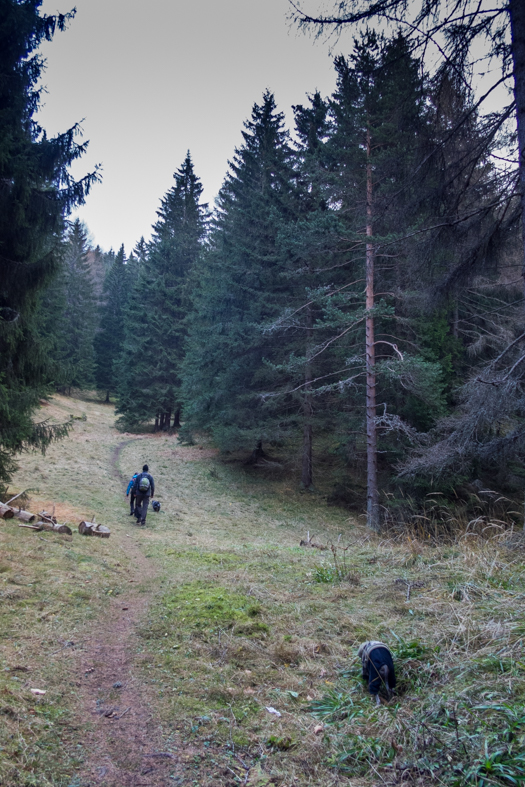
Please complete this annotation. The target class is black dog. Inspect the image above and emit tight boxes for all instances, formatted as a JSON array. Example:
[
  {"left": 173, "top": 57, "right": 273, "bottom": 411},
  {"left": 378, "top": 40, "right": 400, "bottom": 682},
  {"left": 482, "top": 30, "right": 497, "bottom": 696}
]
[{"left": 358, "top": 641, "right": 396, "bottom": 705}]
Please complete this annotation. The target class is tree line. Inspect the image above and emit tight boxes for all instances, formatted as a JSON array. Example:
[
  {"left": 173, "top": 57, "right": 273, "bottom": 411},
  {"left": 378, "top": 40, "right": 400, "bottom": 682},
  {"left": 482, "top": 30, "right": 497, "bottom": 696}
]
[{"left": 2, "top": 0, "right": 524, "bottom": 530}]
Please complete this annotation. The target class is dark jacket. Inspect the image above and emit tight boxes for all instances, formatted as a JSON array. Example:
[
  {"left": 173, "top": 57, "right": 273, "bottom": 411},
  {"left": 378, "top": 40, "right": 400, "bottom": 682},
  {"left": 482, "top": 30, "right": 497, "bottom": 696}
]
[
  {"left": 359, "top": 641, "right": 396, "bottom": 695},
  {"left": 133, "top": 472, "right": 155, "bottom": 497}
]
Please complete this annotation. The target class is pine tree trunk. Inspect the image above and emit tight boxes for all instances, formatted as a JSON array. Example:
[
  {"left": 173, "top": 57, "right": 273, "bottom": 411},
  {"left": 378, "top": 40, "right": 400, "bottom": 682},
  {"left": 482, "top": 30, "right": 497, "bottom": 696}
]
[
  {"left": 173, "top": 408, "right": 181, "bottom": 429},
  {"left": 154, "top": 414, "right": 159, "bottom": 431},
  {"left": 105, "top": 389, "right": 110, "bottom": 403},
  {"left": 165, "top": 409, "right": 171, "bottom": 431},
  {"left": 301, "top": 301, "right": 313, "bottom": 489},
  {"left": 510, "top": 0, "right": 525, "bottom": 296},
  {"left": 365, "top": 125, "right": 380, "bottom": 532}
]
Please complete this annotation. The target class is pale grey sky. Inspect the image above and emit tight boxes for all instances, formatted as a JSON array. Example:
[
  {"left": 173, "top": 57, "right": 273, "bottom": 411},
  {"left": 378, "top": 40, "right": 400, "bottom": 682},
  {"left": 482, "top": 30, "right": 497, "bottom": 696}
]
[{"left": 37, "top": 0, "right": 340, "bottom": 253}]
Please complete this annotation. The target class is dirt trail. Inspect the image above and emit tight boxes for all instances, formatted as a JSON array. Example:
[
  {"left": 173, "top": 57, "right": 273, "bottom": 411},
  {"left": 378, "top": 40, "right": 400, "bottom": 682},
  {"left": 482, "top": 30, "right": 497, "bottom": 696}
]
[{"left": 76, "top": 439, "right": 183, "bottom": 786}]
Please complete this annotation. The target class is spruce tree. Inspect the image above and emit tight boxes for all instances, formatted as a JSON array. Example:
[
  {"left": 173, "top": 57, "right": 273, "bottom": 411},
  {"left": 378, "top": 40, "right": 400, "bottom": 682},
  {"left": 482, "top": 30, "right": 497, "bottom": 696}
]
[
  {"left": 318, "top": 33, "right": 508, "bottom": 517},
  {"left": 261, "top": 91, "right": 343, "bottom": 488},
  {"left": 0, "top": 1, "right": 97, "bottom": 491},
  {"left": 280, "top": 33, "right": 444, "bottom": 524},
  {"left": 126, "top": 237, "right": 147, "bottom": 281},
  {"left": 181, "top": 92, "right": 297, "bottom": 451},
  {"left": 329, "top": 33, "right": 448, "bottom": 528},
  {"left": 116, "top": 154, "right": 207, "bottom": 430},
  {"left": 95, "top": 245, "right": 130, "bottom": 402},
  {"left": 53, "top": 220, "right": 97, "bottom": 392}
]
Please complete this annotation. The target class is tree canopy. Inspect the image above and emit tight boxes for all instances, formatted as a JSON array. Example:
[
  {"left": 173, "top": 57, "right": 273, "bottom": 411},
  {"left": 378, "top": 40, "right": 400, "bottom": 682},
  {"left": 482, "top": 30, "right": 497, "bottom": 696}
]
[{"left": 0, "top": 0, "right": 98, "bottom": 492}]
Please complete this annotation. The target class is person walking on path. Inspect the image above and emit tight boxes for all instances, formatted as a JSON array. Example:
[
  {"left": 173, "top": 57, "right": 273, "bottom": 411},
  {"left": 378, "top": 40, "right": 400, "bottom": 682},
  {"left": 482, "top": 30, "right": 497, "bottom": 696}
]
[
  {"left": 126, "top": 472, "right": 139, "bottom": 516},
  {"left": 133, "top": 464, "right": 155, "bottom": 526}
]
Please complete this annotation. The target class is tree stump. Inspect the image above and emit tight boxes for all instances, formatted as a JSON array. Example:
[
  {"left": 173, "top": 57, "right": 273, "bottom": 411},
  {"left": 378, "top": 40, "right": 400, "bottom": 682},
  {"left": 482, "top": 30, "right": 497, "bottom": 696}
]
[
  {"left": 78, "top": 521, "right": 110, "bottom": 538},
  {"left": 0, "top": 504, "right": 15, "bottom": 520}
]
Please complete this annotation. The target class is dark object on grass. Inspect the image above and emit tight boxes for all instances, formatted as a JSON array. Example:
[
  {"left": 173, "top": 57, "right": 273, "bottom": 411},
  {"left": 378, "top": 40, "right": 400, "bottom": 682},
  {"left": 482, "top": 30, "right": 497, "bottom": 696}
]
[
  {"left": 358, "top": 641, "right": 396, "bottom": 705},
  {"left": 299, "top": 532, "right": 328, "bottom": 550},
  {"left": 79, "top": 519, "right": 110, "bottom": 538},
  {"left": 152, "top": 500, "right": 160, "bottom": 512}
]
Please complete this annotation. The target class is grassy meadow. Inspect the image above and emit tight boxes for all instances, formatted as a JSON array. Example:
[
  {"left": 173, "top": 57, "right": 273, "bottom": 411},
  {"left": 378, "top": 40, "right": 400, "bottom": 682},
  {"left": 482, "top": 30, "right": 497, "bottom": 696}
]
[{"left": 0, "top": 394, "right": 524, "bottom": 786}]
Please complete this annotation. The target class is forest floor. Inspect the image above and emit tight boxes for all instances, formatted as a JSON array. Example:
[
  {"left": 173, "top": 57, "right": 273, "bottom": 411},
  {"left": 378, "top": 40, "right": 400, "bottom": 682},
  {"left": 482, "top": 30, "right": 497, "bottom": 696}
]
[{"left": 1, "top": 394, "right": 525, "bottom": 787}]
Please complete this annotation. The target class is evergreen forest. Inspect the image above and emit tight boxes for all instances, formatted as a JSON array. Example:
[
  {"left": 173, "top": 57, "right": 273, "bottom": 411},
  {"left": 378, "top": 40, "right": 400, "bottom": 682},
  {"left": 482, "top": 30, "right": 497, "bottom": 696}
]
[{"left": 2, "top": 0, "right": 525, "bottom": 534}]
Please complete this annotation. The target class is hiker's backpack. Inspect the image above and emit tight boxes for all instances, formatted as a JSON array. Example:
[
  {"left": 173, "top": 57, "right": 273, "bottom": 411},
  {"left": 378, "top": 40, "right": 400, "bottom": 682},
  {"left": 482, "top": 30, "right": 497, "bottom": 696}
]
[{"left": 138, "top": 474, "right": 151, "bottom": 494}]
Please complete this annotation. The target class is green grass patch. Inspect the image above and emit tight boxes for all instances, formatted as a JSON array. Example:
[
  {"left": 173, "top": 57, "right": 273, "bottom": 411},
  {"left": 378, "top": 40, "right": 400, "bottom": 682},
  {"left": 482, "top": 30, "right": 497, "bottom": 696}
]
[{"left": 161, "top": 581, "right": 263, "bottom": 632}]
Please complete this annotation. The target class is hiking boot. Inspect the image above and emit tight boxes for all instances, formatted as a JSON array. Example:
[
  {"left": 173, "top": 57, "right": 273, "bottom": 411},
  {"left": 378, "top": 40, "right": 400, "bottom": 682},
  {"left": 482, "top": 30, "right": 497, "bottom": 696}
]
[{"left": 129, "top": 510, "right": 135, "bottom": 516}]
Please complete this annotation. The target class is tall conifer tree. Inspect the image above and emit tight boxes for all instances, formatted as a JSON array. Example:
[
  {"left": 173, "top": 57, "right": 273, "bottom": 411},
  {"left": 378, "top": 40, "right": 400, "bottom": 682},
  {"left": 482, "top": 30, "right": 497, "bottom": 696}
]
[
  {"left": 116, "top": 154, "right": 207, "bottom": 429},
  {"left": 0, "top": 1, "right": 97, "bottom": 490},
  {"left": 325, "top": 33, "right": 446, "bottom": 527},
  {"left": 261, "top": 91, "right": 342, "bottom": 488},
  {"left": 95, "top": 244, "right": 130, "bottom": 402},
  {"left": 54, "top": 220, "right": 97, "bottom": 392},
  {"left": 181, "top": 92, "right": 297, "bottom": 450}
]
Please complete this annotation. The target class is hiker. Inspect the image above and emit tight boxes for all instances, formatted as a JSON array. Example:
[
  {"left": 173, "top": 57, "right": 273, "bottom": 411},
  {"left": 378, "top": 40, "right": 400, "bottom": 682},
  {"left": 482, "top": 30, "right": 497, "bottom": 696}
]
[
  {"left": 132, "top": 464, "right": 155, "bottom": 526},
  {"left": 126, "top": 472, "right": 139, "bottom": 516}
]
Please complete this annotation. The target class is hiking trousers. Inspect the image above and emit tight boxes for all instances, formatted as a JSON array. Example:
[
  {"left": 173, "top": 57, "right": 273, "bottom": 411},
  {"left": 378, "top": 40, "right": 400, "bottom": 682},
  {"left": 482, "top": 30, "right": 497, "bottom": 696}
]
[{"left": 135, "top": 493, "right": 150, "bottom": 525}]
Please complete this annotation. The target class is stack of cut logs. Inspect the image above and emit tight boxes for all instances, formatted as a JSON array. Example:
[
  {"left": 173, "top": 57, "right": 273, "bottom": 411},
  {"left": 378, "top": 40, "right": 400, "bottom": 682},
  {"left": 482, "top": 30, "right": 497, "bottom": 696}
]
[{"left": 0, "top": 493, "right": 110, "bottom": 537}]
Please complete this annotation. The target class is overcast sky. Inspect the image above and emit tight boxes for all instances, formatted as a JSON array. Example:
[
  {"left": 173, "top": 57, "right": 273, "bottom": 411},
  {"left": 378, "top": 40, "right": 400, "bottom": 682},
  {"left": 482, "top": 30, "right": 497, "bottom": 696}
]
[{"left": 37, "top": 0, "right": 341, "bottom": 254}]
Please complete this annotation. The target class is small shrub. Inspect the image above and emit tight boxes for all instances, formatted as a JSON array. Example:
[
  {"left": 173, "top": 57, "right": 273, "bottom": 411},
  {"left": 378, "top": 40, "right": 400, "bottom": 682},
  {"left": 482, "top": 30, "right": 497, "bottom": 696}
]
[{"left": 313, "top": 564, "right": 337, "bottom": 583}]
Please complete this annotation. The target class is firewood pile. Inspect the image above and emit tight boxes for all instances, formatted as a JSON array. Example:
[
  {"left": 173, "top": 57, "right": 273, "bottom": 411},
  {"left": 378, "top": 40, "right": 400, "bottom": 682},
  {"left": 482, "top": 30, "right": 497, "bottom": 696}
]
[{"left": 0, "top": 492, "right": 110, "bottom": 538}]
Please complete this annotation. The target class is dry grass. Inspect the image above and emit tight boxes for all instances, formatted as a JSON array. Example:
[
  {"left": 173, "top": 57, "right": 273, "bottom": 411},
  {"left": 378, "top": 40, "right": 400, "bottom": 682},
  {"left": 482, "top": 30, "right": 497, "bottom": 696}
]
[
  {"left": 1, "top": 394, "right": 524, "bottom": 785},
  {"left": 0, "top": 394, "right": 132, "bottom": 786}
]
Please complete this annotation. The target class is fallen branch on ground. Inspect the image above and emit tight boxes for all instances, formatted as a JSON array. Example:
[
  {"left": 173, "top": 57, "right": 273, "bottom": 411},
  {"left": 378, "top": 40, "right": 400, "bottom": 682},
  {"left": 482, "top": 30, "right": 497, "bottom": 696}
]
[{"left": 18, "top": 521, "right": 72, "bottom": 535}]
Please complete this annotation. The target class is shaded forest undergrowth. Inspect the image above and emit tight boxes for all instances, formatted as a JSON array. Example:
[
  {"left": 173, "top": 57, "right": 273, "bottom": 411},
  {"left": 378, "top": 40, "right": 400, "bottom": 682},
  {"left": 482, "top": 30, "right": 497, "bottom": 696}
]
[{"left": 0, "top": 395, "right": 524, "bottom": 786}]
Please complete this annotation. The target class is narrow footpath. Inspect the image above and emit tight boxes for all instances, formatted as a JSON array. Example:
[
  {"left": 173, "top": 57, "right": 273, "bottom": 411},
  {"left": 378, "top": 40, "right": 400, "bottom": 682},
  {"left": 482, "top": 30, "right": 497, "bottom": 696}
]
[{"left": 75, "top": 438, "right": 184, "bottom": 786}]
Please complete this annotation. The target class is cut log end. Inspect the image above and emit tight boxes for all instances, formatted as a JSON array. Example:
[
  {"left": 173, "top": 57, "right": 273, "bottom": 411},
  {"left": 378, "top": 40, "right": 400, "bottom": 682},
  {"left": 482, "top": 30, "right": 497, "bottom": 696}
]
[
  {"left": 1, "top": 503, "right": 35, "bottom": 521},
  {"left": 79, "top": 521, "right": 110, "bottom": 538}
]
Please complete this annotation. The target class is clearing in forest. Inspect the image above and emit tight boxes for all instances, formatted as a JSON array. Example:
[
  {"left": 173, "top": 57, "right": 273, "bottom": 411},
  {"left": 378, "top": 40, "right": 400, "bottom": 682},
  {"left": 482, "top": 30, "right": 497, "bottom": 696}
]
[{"left": 0, "top": 395, "right": 524, "bottom": 787}]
